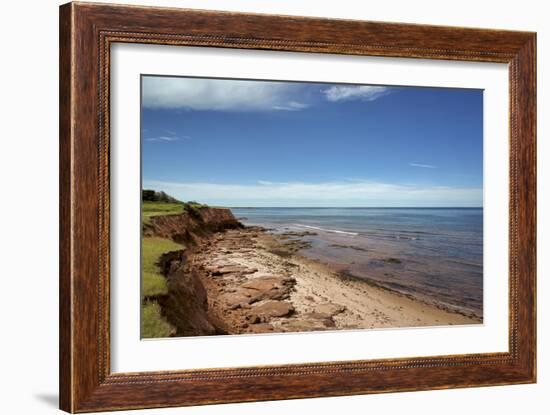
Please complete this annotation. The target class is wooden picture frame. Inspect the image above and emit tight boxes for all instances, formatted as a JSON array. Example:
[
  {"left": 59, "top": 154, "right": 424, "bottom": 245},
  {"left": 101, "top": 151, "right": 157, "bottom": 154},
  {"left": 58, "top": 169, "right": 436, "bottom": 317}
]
[{"left": 59, "top": 2, "right": 536, "bottom": 412}]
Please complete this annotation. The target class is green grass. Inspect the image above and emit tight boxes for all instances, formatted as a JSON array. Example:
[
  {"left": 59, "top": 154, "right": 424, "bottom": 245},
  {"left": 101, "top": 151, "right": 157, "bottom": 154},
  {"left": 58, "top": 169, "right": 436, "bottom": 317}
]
[
  {"left": 141, "top": 236, "right": 183, "bottom": 338},
  {"left": 140, "top": 198, "right": 207, "bottom": 338},
  {"left": 141, "top": 301, "right": 174, "bottom": 338},
  {"left": 142, "top": 201, "right": 186, "bottom": 224},
  {"left": 142, "top": 236, "right": 183, "bottom": 297},
  {"left": 142, "top": 200, "right": 207, "bottom": 225}
]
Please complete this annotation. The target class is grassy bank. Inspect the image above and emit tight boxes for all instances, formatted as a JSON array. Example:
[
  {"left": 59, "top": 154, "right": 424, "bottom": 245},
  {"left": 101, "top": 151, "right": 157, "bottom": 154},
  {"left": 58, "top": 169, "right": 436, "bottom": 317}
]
[
  {"left": 142, "top": 200, "right": 206, "bottom": 225},
  {"left": 141, "top": 200, "right": 186, "bottom": 338},
  {"left": 141, "top": 301, "right": 174, "bottom": 338},
  {"left": 141, "top": 196, "right": 207, "bottom": 338},
  {"left": 142, "top": 237, "right": 183, "bottom": 297},
  {"left": 142, "top": 201, "right": 185, "bottom": 223},
  {"left": 141, "top": 235, "right": 184, "bottom": 338},
  {"left": 141, "top": 236, "right": 183, "bottom": 338}
]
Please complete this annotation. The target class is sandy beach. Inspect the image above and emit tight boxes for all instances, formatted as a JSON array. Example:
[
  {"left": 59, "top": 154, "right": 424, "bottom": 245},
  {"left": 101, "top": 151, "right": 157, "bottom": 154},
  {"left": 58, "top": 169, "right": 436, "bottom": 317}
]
[{"left": 187, "top": 226, "right": 480, "bottom": 335}]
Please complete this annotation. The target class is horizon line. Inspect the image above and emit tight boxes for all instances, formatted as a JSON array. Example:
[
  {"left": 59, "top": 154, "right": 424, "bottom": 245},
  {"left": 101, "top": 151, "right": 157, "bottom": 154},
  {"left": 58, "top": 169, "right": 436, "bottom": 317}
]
[{"left": 224, "top": 206, "right": 483, "bottom": 209}]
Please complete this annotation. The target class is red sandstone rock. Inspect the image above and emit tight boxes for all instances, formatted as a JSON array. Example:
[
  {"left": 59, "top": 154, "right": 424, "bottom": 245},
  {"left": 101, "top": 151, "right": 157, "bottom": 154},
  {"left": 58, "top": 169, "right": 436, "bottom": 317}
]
[
  {"left": 316, "top": 303, "right": 346, "bottom": 316},
  {"left": 246, "top": 323, "right": 274, "bottom": 333},
  {"left": 250, "top": 300, "right": 294, "bottom": 319}
]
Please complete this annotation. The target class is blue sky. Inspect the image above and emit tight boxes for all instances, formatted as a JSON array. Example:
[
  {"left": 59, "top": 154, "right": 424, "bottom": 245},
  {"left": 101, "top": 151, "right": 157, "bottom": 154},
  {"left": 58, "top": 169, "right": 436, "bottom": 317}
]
[{"left": 141, "top": 76, "right": 483, "bottom": 207}]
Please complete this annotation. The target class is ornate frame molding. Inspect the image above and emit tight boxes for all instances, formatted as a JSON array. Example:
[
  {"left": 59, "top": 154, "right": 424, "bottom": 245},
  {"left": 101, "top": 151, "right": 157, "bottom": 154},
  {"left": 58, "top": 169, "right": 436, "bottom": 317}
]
[{"left": 60, "top": 2, "right": 536, "bottom": 412}]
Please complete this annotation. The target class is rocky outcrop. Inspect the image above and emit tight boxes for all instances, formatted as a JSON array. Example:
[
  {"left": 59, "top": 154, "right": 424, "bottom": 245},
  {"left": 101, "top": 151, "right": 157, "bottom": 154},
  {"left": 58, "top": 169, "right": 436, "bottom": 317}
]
[
  {"left": 144, "top": 207, "right": 243, "bottom": 246},
  {"left": 190, "top": 228, "right": 306, "bottom": 334},
  {"left": 147, "top": 207, "right": 243, "bottom": 337},
  {"left": 145, "top": 209, "right": 356, "bottom": 336}
]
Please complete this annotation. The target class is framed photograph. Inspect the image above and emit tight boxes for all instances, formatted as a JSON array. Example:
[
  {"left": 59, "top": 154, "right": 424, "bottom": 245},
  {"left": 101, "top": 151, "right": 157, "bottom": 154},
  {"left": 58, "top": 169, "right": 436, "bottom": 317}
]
[{"left": 59, "top": 2, "right": 536, "bottom": 412}]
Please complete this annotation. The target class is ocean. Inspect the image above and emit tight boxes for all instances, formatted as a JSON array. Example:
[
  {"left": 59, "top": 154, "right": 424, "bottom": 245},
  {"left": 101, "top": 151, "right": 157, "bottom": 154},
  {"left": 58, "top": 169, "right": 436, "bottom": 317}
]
[{"left": 231, "top": 207, "right": 483, "bottom": 318}]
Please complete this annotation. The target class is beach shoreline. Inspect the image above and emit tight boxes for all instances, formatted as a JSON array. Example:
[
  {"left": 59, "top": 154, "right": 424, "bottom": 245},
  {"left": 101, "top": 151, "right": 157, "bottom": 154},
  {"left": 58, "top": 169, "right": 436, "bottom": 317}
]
[
  {"left": 184, "top": 225, "right": 481, "bottom": 335},
  {"left": 232, "top": 207, "right": 484, "bottom": 319}
]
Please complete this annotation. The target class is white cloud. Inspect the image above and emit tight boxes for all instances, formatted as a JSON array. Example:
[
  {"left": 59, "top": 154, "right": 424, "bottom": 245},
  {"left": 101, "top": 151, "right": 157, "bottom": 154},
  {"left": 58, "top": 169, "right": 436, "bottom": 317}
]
[
  {"left": 143, "top": 179, "right": 482, "bottom": 207},
  {"left": 142, "top": 77, "right": 308, "bottom": 112},
  {"left": 272, "top": 101, "right": 310, "bottom": 111},
  {"left": 322, "top": 85, "right": 390, "bottom": 102},
  {"left": 145, "top": 135, "right": 189, "bottom": 142},
  {"left": 409, "top": 163, "right": 437, "bottom": 169}
]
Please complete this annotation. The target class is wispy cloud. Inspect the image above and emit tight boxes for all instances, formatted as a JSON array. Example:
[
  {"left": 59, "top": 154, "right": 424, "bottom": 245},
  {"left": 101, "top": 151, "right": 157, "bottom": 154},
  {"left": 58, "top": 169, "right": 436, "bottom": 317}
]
[
  {"left": 142, "top": 76, "right": 397, "bottom": 112},
  {"left": 322, "top": 85, "right": 391, "bottom": 102},
  {"left": 409, "top": 163, "right": 437, "bottom": 169},
  {"left": 145, "top": 136, "right": 177, "bottom": 142},
  {"left": 143, "top": 179, "right": 481, "bottom": 207},
  {"left": 272, "top": 101, "right": 310, "bottom": 111},
  {"left": 145, "top": 135, "right": 190, "bottom": 142},
  {"left": 144, "top": 130, "right": 190, "bottom": 142},
  {"left": 142, "top": 77, "right": 308, "bottom": 112}
]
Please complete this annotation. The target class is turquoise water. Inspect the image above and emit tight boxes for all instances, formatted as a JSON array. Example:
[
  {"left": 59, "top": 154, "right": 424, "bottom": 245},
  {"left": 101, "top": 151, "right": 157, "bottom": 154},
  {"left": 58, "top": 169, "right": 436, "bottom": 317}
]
[{"left": 232, "top": 207, "right": 483, "bottom": 318}]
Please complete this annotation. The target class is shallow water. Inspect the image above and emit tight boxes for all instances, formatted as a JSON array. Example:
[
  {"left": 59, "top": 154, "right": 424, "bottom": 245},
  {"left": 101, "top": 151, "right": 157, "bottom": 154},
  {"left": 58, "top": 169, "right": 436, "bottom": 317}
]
[{"left": 232, "top": 207, "right": 483, "bottom": 318}]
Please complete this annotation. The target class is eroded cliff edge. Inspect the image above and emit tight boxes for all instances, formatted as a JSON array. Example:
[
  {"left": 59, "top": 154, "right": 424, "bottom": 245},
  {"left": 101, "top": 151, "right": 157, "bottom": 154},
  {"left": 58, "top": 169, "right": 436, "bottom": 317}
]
[
  {"left": 144, "top": 206, "right": 243, "bottom": 245},
  {"left": 143, "top": 207, "right": 243, "bottom": 337}
]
